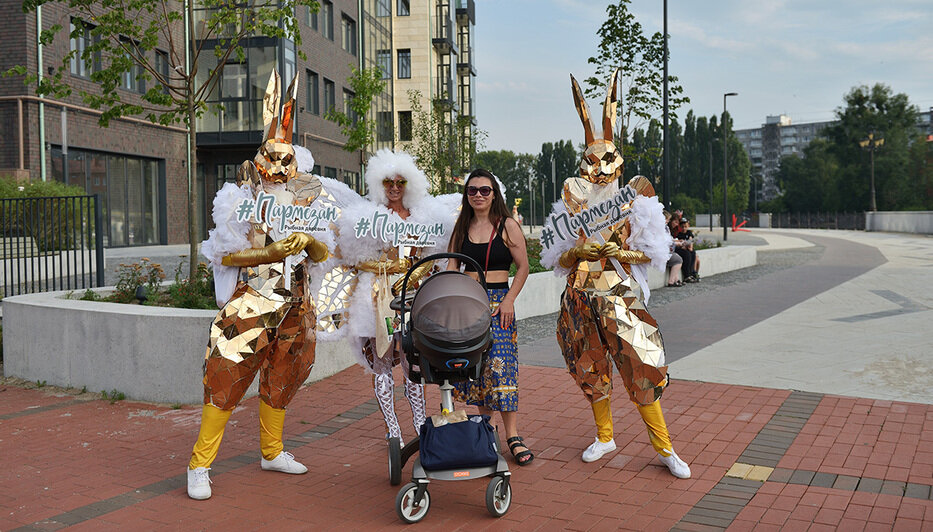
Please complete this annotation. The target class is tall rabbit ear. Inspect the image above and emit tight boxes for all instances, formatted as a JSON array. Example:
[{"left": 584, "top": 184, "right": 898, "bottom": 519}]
[
  {"left": 279, "top": 73, "right": 299, "bottom": 143},
  {"left": 570, "top": 74, "right": 595, "bottom": 145},
  {"left": 261, "top": 69, "right": 282, "bottom": 142},
  {"left": 603, "top": 67, "right": 620, "bottom": 142}
]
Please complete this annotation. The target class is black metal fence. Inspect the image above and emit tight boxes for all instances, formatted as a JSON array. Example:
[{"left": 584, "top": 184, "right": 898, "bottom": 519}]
[
  {"left": 1, "top": 195, "right": 104, "bottom": 297},
  {"left": 770, "top": 212, "right": 866, "bottom": 231}
]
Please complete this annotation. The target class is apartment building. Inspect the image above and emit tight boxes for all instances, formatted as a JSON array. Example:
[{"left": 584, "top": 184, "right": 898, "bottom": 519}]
[
  {"left": 736, "top": 115, "right": 834, "bottom": 203},
  {"left": 1, "top": 0, "right": 474, "bottom": 246},
  {"left": 737, "top": 107, "right": 933, "bottom": 204}
]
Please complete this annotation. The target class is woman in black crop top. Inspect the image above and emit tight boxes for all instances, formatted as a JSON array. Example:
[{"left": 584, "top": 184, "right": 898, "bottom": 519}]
[{"left": 447, "top": 169, "right": 533, "bottom": 465}]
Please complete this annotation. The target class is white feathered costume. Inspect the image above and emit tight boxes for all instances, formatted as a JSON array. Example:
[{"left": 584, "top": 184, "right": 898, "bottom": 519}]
[{"left": 307, "top": 149, "right": 459, "bottom": 443}]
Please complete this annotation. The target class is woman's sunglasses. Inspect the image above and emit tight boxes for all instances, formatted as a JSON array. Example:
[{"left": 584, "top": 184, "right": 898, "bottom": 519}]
[
  {"left": 382, "top": 178, "right": 407, "bottom": 189},
  {"left": 466, "top": 185, "right": 493, "bottom": 197}
]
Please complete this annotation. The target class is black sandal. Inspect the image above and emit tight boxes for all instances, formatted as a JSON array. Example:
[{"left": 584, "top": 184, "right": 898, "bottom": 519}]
[{"left": 506, "top": 436, "right": 534, "bottom": 466}]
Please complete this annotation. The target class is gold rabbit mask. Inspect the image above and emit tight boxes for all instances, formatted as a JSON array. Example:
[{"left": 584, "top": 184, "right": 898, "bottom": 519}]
[
  {"left": 570, "top": 68, "right": 623, "bottom": 186},
  {"left": 254, "top": 70, "right": 300, "bottom": 184}
]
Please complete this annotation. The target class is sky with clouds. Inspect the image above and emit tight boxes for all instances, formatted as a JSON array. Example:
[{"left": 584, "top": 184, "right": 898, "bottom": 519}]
[{"left": 473, "top": 0, "right": 933, "bottom": 155}]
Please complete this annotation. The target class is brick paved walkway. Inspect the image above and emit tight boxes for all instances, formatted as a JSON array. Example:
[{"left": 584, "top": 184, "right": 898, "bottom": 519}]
[{"left": 2, "top": 364, "right": 931, "bottom": 531}]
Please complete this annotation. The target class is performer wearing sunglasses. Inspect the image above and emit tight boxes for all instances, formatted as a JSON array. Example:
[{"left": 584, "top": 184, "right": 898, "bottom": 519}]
[
  {"left": 312, "top": 149, "right": 458, "bottom": 447},
  {"left": 448, "top": 169, "right": 533, "bottom": 466}
]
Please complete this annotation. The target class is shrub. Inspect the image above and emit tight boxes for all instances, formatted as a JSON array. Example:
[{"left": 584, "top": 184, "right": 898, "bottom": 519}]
[{"left": 112, "top": 259, "right": 165, "bottom": 304}]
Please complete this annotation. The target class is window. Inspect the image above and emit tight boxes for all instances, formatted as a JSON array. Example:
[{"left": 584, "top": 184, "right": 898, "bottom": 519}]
[
  {"left": 323, "top": 78, "right": 335, "bottom": 112},
  {"left": 155, "top": 50, "right": 169, "bottom": 94},
  {"left": 377, "top": 112, "right": 393, "bottom": 142},
  {"left": 397, "top": 49, "right": 411, "bottom": 79},
  {"left": 312, "top": 164, "right": 321, "bottom": 175},
  {"left": 376, "top": 0, "right": 391, "bottom": 17},
  {"left": 397, "top": 0, "right": 410, "bottom": 16},
  {"left": 307, "top": 70, "right": 320, "bottom": 115},
  {"left": 377, "top": 49, "right": 392, "bottom": 79},
  {"left": 221, "top": 63, "right": 247, "bottom": 98},
  {"left": 398, "top": 110, "right": 412, "bottom": 141},
  {"left": 341, "top": 14, "right": 356, "bottom": 55},
  {"left": 69, "top": 19, "right": 100, "bottom": 77},
  {"left": 322, "top": 1, "right": 334, "bottom": 40},
  {"left": 118, "top": 38, "right": 146, "bottom": 93},
  {"left": 324, "top": 166, "right": 338, "bottom": 179},
  {"left": 343, "top": 89, "right": 357, "bottom": 124},
  {"left": 306, "top": 4, "right": 318, "bottom": 30}
]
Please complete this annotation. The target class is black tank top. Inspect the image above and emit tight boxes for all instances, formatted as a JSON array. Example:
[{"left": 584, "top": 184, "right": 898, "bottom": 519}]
[{"left": 460, "top": 219, "right": 513, "bottom": 273}]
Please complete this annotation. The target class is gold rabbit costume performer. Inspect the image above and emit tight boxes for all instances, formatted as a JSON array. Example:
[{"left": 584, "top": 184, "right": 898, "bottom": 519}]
[
  {"left": 539, "top": 70, "right": 690, "bottom": 477},
  {"left": 186, "top": 71, "right": 332, "bottom": 500},
  {"left": 310, "top": 149, "right": 458, "bottom": 445}
]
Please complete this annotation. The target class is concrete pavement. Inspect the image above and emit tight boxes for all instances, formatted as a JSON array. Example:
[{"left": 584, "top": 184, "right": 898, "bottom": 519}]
[{"left": 1, "top": 227, "right": 932, "bottom": 531}]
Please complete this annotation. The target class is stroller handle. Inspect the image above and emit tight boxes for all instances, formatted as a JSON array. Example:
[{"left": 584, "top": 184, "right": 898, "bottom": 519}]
[{"left": 398, "top": 252, "right": 488, "bottom": 331}]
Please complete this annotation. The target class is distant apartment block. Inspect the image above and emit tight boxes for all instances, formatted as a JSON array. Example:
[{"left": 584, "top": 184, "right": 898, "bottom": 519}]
[{"left": 737, "top": 107, "right": 933, "bottom": 204}]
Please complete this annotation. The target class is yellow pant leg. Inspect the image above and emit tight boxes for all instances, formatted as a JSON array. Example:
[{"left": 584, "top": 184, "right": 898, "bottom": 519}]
[
  {"left": 259, "top": 400, "right": 286, "bottom": 460},
  {"left": 189, "top": 404, "right": 233, "bottom": 469},
  {"left": 636, "top": 400, "right": 673, "bottom": 456},
  {"left": 591, "top": 397, "right": 614, "bottom": 443}
]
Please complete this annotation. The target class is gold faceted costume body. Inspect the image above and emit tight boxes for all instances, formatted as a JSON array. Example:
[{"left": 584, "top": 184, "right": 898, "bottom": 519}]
[
  {"left": 188, "top": 72, "right": 330, "bottom": 497},
  {"left": 542, "top": 70, "right": 690, "bottom": 476}
]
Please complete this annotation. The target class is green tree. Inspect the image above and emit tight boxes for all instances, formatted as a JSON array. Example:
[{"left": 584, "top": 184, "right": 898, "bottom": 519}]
[
  {"left": 474, "top": 149, "right": 535, "bottom": 216},
  {"left": 6, "top": 0, "right": 317, "bottom": 278},
  {"left": 402, "top": 90, "right": 485, "bottom": 193},
  {"left": 325, "top": 66, "right": 387, "bottom": 160},
  {"left": 584, "top": 0, "right": 688, "bottom": 138},
  {"left": 822, "top": 84, "right": 918, "bottom": 211},
  {"left": 534, "top": 140, "right": 576, "bottom": 205}
]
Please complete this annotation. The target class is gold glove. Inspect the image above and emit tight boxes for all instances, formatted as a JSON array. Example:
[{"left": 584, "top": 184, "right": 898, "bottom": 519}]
[
  {"left": 290, "top": 232, "right": 329, "bottom": 263},
  {"left": 357, "top": 257, "right": 411, "bottom": 274},
  {"left": 599, "top": 242, "right": 650, "bottom": 264},
  {"left": 221, "top": 233, "right": 318, "bottom": 267},
  {"left": 392, "top": 260, "right": 434, "bottom": 296},
  {"left": 222, "top": 240, "right": 292, "bottom": 267},
  {"left": 558, "top": 242, "right": 602, "bottom": 269}
]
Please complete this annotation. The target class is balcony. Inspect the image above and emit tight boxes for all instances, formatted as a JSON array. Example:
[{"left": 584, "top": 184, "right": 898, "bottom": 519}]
[
  {"left": 432, "top": 1, "right": 458, "bottom": 54},
  {"left": 455, "top": 0, "right": 475, "bottom": 24}
]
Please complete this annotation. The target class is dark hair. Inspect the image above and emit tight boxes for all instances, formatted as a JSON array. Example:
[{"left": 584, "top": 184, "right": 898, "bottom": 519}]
[{"left": 449, "top": 168, "right": 517, "bottom": 252}]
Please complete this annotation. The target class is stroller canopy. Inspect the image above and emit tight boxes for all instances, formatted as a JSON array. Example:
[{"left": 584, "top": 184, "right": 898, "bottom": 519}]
[{"left": 411, "top": 272, "right": 491, "bottom": 344}]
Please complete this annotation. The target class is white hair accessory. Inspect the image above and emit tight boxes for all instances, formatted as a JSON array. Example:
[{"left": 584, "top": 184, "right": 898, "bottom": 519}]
[
  {"left": 364, "top": 149, "right": 430, "bottom": 208},
  {"left": 492, "top": 173, "right": 507, "bottom": 204}
]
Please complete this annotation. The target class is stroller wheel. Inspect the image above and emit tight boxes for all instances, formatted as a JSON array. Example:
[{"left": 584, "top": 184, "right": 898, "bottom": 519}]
[
  {"left": 396, "top": 482, "right": 430, "bottom": 523},
  {"left": 485, "top": 476, "right": 511, "bottom": 517},
  {"left": 388, "top": 437, "right": 402, "bottom": 485}
]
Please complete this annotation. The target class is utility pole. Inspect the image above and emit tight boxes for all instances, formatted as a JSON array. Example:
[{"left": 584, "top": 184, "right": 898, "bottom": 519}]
[
  {"left": 551, "top": 156, "right": 556, "bottom": 203},
  {"left": 661, "top": 0, "right": 670, "bottom": 208},
  {"left": 528, "top": 173, "right": 534, "bottom": 232},
  {"left": 859, "top": 132, "right": 884, "bottom": 211}
]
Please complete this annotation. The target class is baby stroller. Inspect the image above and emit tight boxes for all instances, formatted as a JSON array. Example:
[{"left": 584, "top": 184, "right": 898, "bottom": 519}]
[{"left": 388, "top": 253, "right": 512, "bottom": 523}]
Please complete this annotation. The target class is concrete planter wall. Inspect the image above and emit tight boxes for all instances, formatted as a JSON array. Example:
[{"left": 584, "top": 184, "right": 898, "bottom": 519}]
[
  {"left": 866, "top": 211, "right": 933, "bottom": 234},
  {"left": 2, "top": 245, "right": 756, "bottom": 403}
]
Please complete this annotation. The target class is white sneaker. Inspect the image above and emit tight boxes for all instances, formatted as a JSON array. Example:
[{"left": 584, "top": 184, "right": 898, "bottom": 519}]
[
  {"left": 658, "top": 449, "right": 691, "bottom": 478},
  {"left": 187, "top": 467, "right": 212, "bottom": 500},
  {"left": 260, "top": 451, "right": 308, "bottom": 474},
  {"left": 582, "top": 438, "right": 617, "bottom": 463}
]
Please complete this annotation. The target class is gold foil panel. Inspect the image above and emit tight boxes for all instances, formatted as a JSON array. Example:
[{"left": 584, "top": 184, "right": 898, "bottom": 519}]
[{"left": 315, "top": 265, "right": 357, "bottom": 333}]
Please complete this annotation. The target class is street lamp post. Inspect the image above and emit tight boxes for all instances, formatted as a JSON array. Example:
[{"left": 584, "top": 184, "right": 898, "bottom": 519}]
[
  {"left": 859, "top": 132, "right": 884, "bottom": 212},
  {"left": 528, "top": 173, "right": 534, "bottom": 232},
  {"left": 708, "top": 141, "right": 713, "bottom": 231},
  {"left": 662, "top": 0, "right": 670, "bottom": 208},
  {"left": 551, "top": 156, "right": 556, "bottom": 203},
  {"left": 722, "top": 92, "right": 738, "bottom": 241}
]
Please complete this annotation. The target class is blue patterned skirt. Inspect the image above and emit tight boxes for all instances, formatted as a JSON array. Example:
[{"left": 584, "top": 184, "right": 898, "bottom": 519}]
[{"left": 453, "top": 287, "right": 518, "bottom": 412}]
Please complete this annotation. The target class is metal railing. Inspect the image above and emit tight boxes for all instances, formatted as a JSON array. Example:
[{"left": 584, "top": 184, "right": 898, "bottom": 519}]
[
  {"left": 1, "top": 195, "right": 104, "bottom": 297},
  {"left": 770, "top": 211, "right": 865, "bottom": 231}
]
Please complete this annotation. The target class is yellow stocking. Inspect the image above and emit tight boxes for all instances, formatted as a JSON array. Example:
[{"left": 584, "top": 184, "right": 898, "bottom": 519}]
[
  {"left": 259, "top": 400, "right": 286, "bottom": 461},
  {"left": 189, "top": 404, "right": 232, "bottom": 469},
  {"left": 591, "top": 397, "right": 614, "bottom": 443},
  {"left": 636, "top": 400, "right": 673, "bottom": 456}
]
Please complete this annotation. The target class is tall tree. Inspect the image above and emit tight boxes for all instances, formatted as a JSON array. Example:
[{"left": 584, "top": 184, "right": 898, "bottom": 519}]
[
  {"left": 7, "top": 0, "right": 317, "bottom": 278},
  {"left": 584, "top": 0, "right": 688, "bottom": 145},
  {"left": 402, "top": 89, "right": 485, "bottom": 193},
  {"left": 325, "top": 66, "right": 387, "bottom": 160}
]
